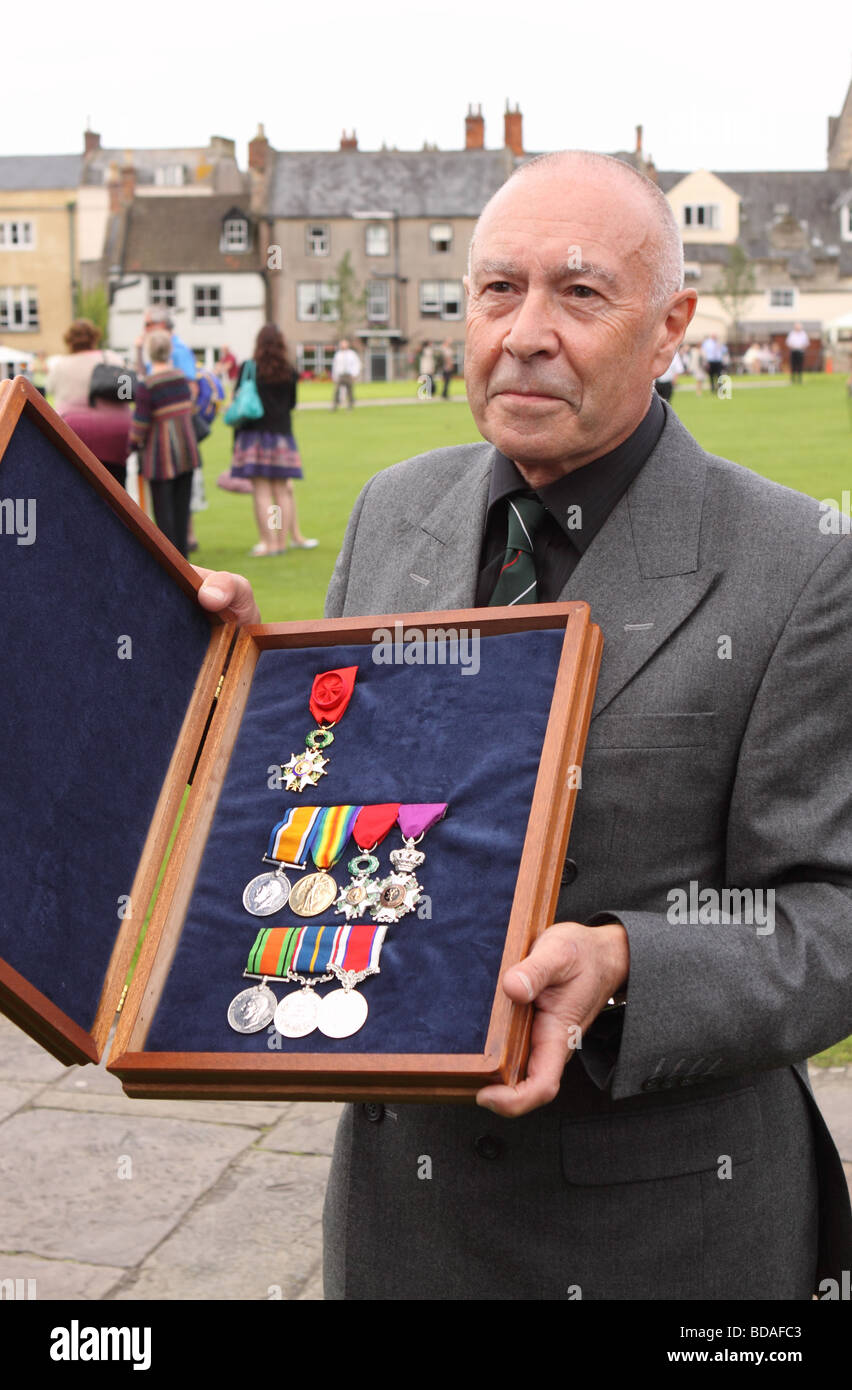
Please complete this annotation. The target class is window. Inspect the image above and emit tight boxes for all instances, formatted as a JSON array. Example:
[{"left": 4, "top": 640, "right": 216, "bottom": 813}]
[
  {"left": 306, "top": 224, "right": 330, "bottom": 256},
  {"left": 193, "top": 284, "right": 221, "bottom": 320},
  {"left": 429, "top": 222, "right": 453, "bottom": 253},
  {"left": 0, "top": 220, "right": 34, "bottom": 249},
  {"left": 421, "top": 279, "right": 463, "bottom": 319},
  {"left": 221, "top": 218, "right": 249, "bottom": 252},
  {"left": 683, "top": 204, "right": 720, "bottom": 230},
  {"left": 366, "top": 223, "right": 390, "bottom": 256},
  {"left": 768, "top": 287, "right": 796, "bottom": 309},
  {"left": 841, "top": 204, "right": 852, "bottom": 242},
  {"left": 149, "top": 275, "right": 176, "bottom": 308},
  {"left": 367, "top": 279, "right": 390, "bottom": 322},
  {"left": 298, "top": 344, "right": 336, "bottom": 375},
  {"left": 297, "top": 281, "right": 339, "bottom": 321},
  {"left": 0, "top": 286, "right": 39, "bottom": 330},
  {"left": 154, "top": 164, "right": 185, "bottom": 187}
]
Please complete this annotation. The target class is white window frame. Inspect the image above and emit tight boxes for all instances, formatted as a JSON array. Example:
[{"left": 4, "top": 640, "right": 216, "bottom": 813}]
[
  {"left": 193, "top": 283, "right": 222, "bottom": 321},
  {"left": 365, "top": 223, "right": 390, "bottom": 256},
  {"left": 0, "top": 285, "right": 39, "bottom": 330},
  {"left": 306, "top": 223, "right": 330, "bottom": 256},
  {"left": 367, "top": 279, "right": 390, "bottom": 322},
  {"left": 297, "top": 281, "right": 339, "bottom": 322},
  {"left": 0, "top": 220, "right": 35, "bottom": 249},
  {"left": 221, "top": 218, "right": 249, "bottom": 252},
  {"left": 768, "top": 287, "right": 797, "bottom": 309},
  {"left": 683, "top": 204, "right": 720, "bottom": 230},
  {"left": 429, "top": 222, "right": 453, "bottom": 253},
  {"left": 441, "top": 280, "right": 463, "bottom": 319},
  {"left": 154, "top": 164, "right": 185, "bottom": 187},
  {"left": 298, "top": 343, "right": 336, "bottom": 375},
  {"left": 149, "top": 275, "right": 177, "bottom": 308},
  {"left": 420, "top": 280, "right": 441, "bottom": 314},
  {"left": 841, "top": 203, "right": 852, "bottom": 242}
]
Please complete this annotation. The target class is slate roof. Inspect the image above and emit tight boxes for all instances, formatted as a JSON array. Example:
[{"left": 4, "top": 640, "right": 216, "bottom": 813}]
[
  {"left": 268, "top": 149, "right": 516, "bottom": 218},
  {"left": 0, "top": 154, "right": 82, "bottom": 190},
  {"left": 83, "top": 148, "right": 210, "bottom": 187},
  {"left": 119, "top": 195, "right": 261, "bottom": 273}
]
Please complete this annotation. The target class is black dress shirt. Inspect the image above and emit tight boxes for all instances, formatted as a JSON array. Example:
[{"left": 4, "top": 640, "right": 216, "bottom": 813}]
[{"left": 475, "top": 392, "right": 665, "bottom": 605}]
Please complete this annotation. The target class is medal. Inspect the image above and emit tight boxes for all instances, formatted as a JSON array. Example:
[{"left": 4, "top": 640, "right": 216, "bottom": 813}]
[
  {"left": 227, "top": 980, "right": 278, "bottom": 1034},
  {"left": 281, "top": 666, "right": 358, "bottom": 792},
  {"left": 335, "top": 803, "right": 401, "bottom": 920},
  {"left": 318, "top": 923, "right": 387, "bottom": 1039},
  {"left": 241, "top": 924, "right": 338, "bottom": 1037},
  {"left": 371, "top": 803, "right": 448, "bottom": 924},
  {"left": 243, "top": 806, "right": 322, "bottom": 917},
  {"left": 289, "top": 804, "right": 361, "bottom": 917}
]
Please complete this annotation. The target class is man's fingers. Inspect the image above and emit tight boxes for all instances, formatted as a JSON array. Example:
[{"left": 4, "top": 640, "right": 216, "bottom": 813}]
[
  {"left": 477, "top": 1011, "right": 578, "bottom": 1117},
  {"left": 194, "top": 567, "right": 261, "bottom": 625},
  {"left": 502, "top": 927, "right": 581, "bottom": 1003}
]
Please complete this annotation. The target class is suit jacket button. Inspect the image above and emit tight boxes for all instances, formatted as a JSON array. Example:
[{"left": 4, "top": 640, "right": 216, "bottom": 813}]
[
  {"left": 474, "top": 1134, "right": 503, "bottom": 1160},
  {"left": 363, "top": 1102, "right": 384, "bottom": 1123},
  {"left": 561, "top": 859, "right": 578, "bottom": 886},
  {"left": 641, "top": 1077, "right": 661, "bottom": 1092}
]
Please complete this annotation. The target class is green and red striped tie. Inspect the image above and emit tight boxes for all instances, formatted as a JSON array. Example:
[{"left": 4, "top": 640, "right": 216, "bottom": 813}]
[{"left": 489, "top": 494, "right": 549, "bottom": 606}]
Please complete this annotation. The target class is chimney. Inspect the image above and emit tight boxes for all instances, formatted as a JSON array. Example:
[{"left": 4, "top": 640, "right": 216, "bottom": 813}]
[
  {"left": 635, "top": 124, "right": 643, "bottom": 155},
  {"left": 248, "top": 123, "right": 269, "bottom": 173},
  {"left": 106, "top": 161, "right": 121, "bottom": 214},
  {"left": 340, "top": 129, "right": 358, "bottom": 151},
  {"left": 503, "top": 101, "right": 523, "bottom": 156},
  {"left": 120, "top": 159, "right": 136, "bottom": 205},
  {"left": 465, "top": 103, "right": 484, "bottom": 150},
  {"left": 84, "top": 128, "right": 100, "bottom": 156}
]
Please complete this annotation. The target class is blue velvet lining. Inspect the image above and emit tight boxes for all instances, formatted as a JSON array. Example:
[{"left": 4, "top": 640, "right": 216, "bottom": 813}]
[
  {"left": 146, "top": 631, "right": 565, "bottom": 1055},
  {"left": 0, "top": 413, "right": 213, "bottom": 1030}
]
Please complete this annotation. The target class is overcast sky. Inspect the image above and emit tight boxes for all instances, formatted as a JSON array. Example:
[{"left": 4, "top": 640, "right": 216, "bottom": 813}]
[{"left": 6, "top": 0, "right": 852, "bottom": 173}]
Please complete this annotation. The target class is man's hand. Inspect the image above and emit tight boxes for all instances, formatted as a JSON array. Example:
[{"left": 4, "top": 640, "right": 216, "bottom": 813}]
[
  {"left": 194, "top": 567, "right": 261, "bottom": 625},
  {"left": 476, "top": 921, "right": 629, "bottom": 1118}
]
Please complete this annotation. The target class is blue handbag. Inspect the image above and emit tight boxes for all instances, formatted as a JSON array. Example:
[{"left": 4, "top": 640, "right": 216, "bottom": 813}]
[{"left": 224, "top": 360, "right": 264, "bottom": 426}]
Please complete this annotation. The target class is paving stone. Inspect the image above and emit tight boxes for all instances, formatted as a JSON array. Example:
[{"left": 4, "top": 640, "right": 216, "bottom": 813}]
[
  {"left": 0, "top": 1253, "right": 125, "bottom": 1301},
  {"left": 0, "top": 1081, "right": 48, "bottom": 1122},
  {"left": 38, "top": 1084, "right": 285, "bottom": 1130},
  {"left": 0, "top": 1015, "right": 71, "bottom": 1083},
  {"left": 112, "top": 1150, "right": 328, "bottom": 1300},
  {"left": 259, "top": 1102, "right": 343, "bottom": 1155},
  {"left": 808, "top": 1077, "right": 852, "bottom": 1160},
  {"left": 296, "top": 1266, "right": 324, "bottom": 1300},
  {"left": 0, "top": 1109, "right": 257, "bottom": 1266}
]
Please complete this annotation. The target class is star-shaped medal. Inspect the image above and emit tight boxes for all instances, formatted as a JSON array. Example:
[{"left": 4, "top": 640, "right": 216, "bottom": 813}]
[{"left": 281, "top": 747, "right": 329, "bottom": 792}]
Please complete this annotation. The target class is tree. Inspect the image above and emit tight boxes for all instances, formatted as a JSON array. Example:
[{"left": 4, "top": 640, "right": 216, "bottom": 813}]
[
  {"left": 714, "top": 245, "right": 757, "bottom": 349},
  {"left": 74, "top": 283, "right": 110, "bottom": 344},
  {"left": 325, "top": 251, "right": 366, "bottom": 340}
]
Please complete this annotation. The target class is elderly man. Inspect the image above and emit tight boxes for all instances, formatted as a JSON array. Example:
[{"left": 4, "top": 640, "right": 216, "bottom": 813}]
[{"left": 199, "top": 151, "right": 852, "bottom": 1301}]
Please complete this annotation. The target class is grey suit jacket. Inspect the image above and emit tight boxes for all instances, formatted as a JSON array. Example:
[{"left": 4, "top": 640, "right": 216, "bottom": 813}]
[{"left": 322, "top": 405, "right": 852, "bottom": 1300}]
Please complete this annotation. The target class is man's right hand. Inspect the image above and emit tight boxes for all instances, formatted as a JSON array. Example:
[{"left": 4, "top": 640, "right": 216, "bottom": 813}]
[{"left": 194, "top": 567, "right": 261, "bottom": 625}]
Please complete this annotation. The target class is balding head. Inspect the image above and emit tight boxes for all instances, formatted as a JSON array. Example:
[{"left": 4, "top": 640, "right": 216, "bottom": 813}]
[{"left": 470, "top": 150, "right": 684, "bottom": 314}]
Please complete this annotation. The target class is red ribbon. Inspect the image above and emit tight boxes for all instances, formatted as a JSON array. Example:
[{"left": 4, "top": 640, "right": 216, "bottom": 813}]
[
  {"left": 352, "top": 803, "right": 401, "bottom": 851},
  {"left": 309, "top": 666, "right": 358, "bottom": 725}
]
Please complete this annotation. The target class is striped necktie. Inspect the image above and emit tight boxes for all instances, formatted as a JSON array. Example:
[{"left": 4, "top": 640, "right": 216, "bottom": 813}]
[{"left": 488, "top": 493, "right": 549, "bottom": 606}]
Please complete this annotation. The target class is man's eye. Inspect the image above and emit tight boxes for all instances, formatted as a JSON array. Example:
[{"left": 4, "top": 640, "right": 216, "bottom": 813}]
[
  {"left": 569, "top": 285, "right": 597, "bottom": 299},
  {"left": 484, "top": 281, "right": 513, "bottom": 293}
]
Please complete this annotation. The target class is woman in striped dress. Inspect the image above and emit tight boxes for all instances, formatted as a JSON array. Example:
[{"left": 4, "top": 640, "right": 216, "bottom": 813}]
[{"left": 130, "top": 329, "right": 199, "bottom": 556}]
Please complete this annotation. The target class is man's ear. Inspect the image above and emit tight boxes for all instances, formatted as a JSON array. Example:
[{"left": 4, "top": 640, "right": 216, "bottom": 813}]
[{"left": 650, "top": 289, "right": 698, "bottom": 378}]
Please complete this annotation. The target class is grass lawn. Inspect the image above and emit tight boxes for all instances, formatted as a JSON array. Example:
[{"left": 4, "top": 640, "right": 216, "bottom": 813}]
[{"left": 190, "top": 373, "right": 852, "bottom": 1066}]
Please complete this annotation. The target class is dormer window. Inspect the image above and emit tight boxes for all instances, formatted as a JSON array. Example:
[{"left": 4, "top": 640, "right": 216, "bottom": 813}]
[
  {"left": 221, "top": 215, "right": 249, "bottom": 252},
  {"left": 154, "top": 164, "right": 186, "bottom": 187}
]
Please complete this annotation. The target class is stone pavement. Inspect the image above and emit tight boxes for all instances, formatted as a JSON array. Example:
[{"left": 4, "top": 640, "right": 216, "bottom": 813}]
[{"left": 0, "top": 1011, "right": 849, "bottom": 1301}]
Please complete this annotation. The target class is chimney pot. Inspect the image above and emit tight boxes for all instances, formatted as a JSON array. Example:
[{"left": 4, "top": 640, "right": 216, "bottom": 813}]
[
  {"left": 249, "top": 124, "right": 270, "bottom": 173},
  {"left": 465, "top": 104, "right": 485, "bottom": 150},
  {"left": 84, "top": 129, "right": 100, "bottom": 156},
  {"left": 635, "top": 123, "right": 643, "bottom": 154},
  {"left": 503, "top": 102, "right": 524, "bottom": 156}
]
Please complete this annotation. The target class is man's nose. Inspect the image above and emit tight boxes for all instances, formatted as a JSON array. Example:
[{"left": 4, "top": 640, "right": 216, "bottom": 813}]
[{"left": 502, "top": 290, "right": 560, "bottom": 360}]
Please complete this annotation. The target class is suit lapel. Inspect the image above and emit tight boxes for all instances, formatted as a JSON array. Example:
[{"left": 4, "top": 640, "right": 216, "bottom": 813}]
[
  {"left": 402, "top": 451, "right": 493, "bottom": 611},
  {"left": 561, "top": 408, "right": 720, "bottom": 717}
]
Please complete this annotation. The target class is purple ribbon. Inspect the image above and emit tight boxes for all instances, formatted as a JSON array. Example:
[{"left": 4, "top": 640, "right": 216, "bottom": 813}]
[{"left": 397, "top": 803, "right": 448, "bottom": 839}]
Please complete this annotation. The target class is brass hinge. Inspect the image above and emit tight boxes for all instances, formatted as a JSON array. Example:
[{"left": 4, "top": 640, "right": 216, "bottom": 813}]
[
  {"left": 214, "top": 673, "right": 225, "bottom": 701},
  {"left": 116, "top": 983, "right": 130, "bottom": 1014}
]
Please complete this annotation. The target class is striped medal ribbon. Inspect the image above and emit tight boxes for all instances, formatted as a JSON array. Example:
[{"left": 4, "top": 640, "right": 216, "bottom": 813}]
[
  {"left": 241, "top": 923, "right": 385, "bottom": 1039},
  {"left": 241, "top": 805, "right": 323, "bottom": 918},
  {"left": 288, "top": 804, "right": 362, "bottom": 918}
]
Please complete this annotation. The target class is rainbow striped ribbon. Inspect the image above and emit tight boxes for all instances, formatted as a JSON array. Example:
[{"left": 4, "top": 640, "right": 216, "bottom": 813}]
[
  {"left": 266, "top": 806, "right": 323, "bottom": 867},
  {"left": 309, "top": 804, "right": 362, "bottom": 869},
  {"left": 247, "top": 923, "right": 384, "bottom": 978}
]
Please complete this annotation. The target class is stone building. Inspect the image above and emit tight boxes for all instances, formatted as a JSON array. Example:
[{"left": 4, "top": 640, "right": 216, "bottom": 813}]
[{"left": 0, "top": 154, "right": 81, "bottom": 367}]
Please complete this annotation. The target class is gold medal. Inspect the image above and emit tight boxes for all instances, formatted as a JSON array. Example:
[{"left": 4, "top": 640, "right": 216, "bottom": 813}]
[{"left": 288, "top": 870, "right": 338, "bottom": 917}]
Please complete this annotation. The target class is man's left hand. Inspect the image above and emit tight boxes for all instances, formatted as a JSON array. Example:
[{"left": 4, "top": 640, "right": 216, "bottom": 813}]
[
  {"left": 476, "top": 921, "right": 629, "bottom": 1117},
  {"left": 194, "top": 567, "right": 261, "bottom": 625}
]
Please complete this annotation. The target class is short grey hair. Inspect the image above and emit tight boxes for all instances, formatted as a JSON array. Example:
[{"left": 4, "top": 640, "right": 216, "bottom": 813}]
[
  {"left": 468, "top": 150, "right": 684, "bottom": 311},
  {"left": 146, "top": 329, "right": 173, "bottom": 364}
]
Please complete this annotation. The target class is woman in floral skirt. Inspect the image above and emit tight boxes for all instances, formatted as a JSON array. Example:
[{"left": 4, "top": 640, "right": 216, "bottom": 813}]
[{"left": 230, "top": 324, "right": 316, "bottom": 556}]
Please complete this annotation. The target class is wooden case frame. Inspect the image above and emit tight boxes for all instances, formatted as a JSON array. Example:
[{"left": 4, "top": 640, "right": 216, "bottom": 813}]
[{"left": 0, "top": 378, "right": 602, "bottom": 1102}]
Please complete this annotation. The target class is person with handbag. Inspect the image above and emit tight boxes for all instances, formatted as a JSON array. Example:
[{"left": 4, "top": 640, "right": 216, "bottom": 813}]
[
  {"left": 130, "top": 330, "right": 199, "bottom": 556},
  {"left": 47, "top": 319, "right": 133, "bottom": 488},
  {"left": 227, "top": 324, "right": 317, "bottom": 557}
]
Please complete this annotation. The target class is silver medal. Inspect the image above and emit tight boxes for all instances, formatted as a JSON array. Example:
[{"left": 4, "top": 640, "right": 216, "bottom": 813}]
[
  {"left": 274, "top": 988, "right": 321, "bottom": 1038},
  {"left": 227, "top": 983, "right": 278, "bottom": 1034},
  {"left": 243, "top": 870, "right": 290, "bottom": 916},
  {"left": 370, "top": 839, "right": 425, "bottom": 923},
  {"left": 318, "top": 988, "right": 369, "bottom": 1038}
]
